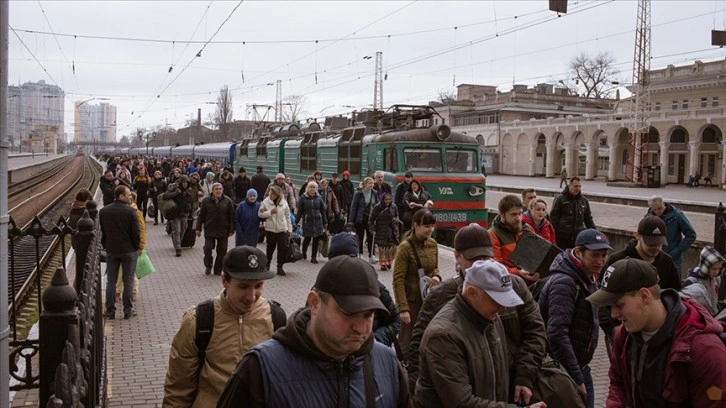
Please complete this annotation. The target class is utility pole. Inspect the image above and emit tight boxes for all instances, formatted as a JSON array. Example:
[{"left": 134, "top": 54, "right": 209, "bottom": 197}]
[
  {"left": 1, "top": 1, "right": 10, "bottom": 406},
  {"left": 275, "top": 79, "right": 282, "bottom": 123},
  {"left": 373, "top": 51, "right": 383, "bottom": 110}
]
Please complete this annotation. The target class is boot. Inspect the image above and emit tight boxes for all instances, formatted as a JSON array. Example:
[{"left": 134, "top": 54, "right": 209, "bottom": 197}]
[
  {"left": 310, "top": 257, "right": 318, "bottom": 264},
  {"left": 277, "top": 265, "right": 286, "bottom": 276}
]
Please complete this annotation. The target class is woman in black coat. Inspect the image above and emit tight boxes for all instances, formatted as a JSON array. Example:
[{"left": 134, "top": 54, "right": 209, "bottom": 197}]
[
  {"left": 296, "top": 181, "right": 327, "bottom": 263},
  {"left": 369, "top": 192, "right": 400, "bottom": 271},
  {"left": 402, "top": 180, "right": 432, "bottom": 230}
]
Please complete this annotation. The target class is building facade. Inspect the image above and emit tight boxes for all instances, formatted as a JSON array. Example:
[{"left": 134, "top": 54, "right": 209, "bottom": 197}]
[
  {"left": 74, "top": 102, "right": 117, "bottom": 144},
  {"left": 8, "top": 80, "right": 64, "bottom": 152},
  {"left": 451, "top": 59, "right": 726, "bottom": 185}
]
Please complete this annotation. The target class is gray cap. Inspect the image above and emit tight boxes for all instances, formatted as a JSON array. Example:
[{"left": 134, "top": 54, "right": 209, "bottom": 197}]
[{"left": 464, "top": 259, "right": 523, "bottom": 307}]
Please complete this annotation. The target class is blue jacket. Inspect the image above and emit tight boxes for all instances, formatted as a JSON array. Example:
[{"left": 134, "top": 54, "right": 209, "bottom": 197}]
[
  {"left": 646, "top": 203, "right": 696, "bottom": 265},
  {"left": 538, "top": 250, "right": 599, "bottom": 386},
  {"left": 234, "top": 200, "right": 261, "bottom": 246}
]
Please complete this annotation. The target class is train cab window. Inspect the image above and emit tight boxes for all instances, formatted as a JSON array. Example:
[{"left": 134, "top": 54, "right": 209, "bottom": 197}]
[
  {"left": 403, "top": 148, "right": 442, "bottom": 172},
  {"left": 446, "top": 149, "right": 477, "bottom": 173},
  {"left": 383, "top": 147, "right": 398, "bottom": 172}
]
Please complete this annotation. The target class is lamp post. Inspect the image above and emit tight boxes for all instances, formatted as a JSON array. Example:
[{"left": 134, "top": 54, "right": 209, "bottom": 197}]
[{"left": 138, "top": 130, "right": 156, "bottom": 155}]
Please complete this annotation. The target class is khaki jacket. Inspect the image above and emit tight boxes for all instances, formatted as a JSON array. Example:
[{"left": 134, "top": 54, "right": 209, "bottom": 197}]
[
  {"left": 162, "top": 291, "right": 274, "bottom": 408},
  {"left": 392, "top": 234, "right": 440, "bottom": 312}
]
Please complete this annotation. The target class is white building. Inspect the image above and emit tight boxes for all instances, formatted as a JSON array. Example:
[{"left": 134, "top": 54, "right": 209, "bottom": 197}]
[
  {"left": 8, "top": 80, "right": 64, "bottom": 152},
  {"left": 74, "top": 102, "right": 117, "bottom": 143}
]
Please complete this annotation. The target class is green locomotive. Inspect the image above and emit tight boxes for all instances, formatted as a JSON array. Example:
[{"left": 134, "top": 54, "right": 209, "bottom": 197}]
[{"left": 235, "top": 105, "right": 487, "bottom": 244}]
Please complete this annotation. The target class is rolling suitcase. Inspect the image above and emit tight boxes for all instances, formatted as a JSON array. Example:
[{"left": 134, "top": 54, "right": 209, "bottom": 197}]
[{"left": 181, "top": 217, "right": 196, "bottom": 248}]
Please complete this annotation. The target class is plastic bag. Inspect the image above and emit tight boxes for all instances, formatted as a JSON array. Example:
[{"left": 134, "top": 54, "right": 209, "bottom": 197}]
[{"left": 135, "top": 249, "right": 156, "bottom": 279}]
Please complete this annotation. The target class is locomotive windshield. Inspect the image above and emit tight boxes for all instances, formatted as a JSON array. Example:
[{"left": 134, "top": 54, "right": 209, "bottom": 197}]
[
  {"left": 446, "top": 149, "right": 478, "bottom": 173},
  {"left": 403, "top": 148, "right": 443, "bottom": 172}
]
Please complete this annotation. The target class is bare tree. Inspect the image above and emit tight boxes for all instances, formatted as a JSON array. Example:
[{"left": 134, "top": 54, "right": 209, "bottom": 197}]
[
  {"left": 280, "top": 95, "right": 309, "bottom": 123},
  {"left": 214, "top": 84, "right": 233, "bottom": 128},
  {"left": 437, "top": 89, "right": 457, "bottom": 105},
  {"left": 567, "top": 51, "right": 620, "bottom": 98}
]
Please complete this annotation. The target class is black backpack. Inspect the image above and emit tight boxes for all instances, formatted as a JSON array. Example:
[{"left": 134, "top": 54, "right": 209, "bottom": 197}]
[{"left": 194, "top": 298, "right": 287, "bottom": 376}]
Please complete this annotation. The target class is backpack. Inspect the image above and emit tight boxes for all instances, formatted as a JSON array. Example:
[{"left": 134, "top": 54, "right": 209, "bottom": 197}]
[
  {"left": 194, "top": 298, "right": 287, "bottom": 376},
  {"left": 531, "top": 357, "right": 586, "bottom": 408}
]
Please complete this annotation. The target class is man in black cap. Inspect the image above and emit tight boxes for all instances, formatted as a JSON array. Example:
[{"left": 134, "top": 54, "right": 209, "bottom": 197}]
[
  {"left": 250, "top": 165, "right": 270, "bottom": 200},
  {"left": 538, "top": 228, "right": 611, "bottom": 408},
  {"left": 598, "top": 216, "right": 681, "bottom": 350},
  {"left": 587, "top": 258, "right": 726, "bottom": 407},
  {"left": 407, "top": 223, "right": 546, "bottom": 406},
  {"left": 233, "top": 166, "right": 251, "bottom": 205},
  {"left": 163, "top": 246, "right": 285, "bottom": 408},
  {"left": 218, "top": 255, "right": 410, "bottom": 407}
]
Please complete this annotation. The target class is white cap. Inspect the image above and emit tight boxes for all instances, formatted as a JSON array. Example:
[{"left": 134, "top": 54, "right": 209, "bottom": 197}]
[{"left": 464, "top": 259, "right": 523, "bottom": 307}]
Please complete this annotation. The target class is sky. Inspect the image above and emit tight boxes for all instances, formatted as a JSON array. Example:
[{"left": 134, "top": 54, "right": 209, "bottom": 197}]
[{"left": 9, "top": 0, "right": 726, "bottom": 141}]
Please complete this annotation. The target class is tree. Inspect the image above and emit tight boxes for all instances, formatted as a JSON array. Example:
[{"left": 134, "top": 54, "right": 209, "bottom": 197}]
[
  {"left": 214, "top": 84, "right": 233, "bottom": 128},
  {"left": 280, "top": 95, "right": 309, "bottom": 123},
  {"left": 437, "top": 89, "right": 457, "bottom": 105},
  {"left": 567, "top": 51, "right": 620, "bottom": 98}
]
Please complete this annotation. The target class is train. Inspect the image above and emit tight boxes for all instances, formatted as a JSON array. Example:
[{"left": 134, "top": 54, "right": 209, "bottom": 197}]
[{"left": 105, "top": 105, "right": 487, "bottom": 241}]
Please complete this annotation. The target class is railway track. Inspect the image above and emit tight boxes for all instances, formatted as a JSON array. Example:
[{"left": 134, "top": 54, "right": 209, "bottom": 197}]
[
  {"left": 8, "top": 156, "right": 74, "bottom": 199},
  {"left": 8, "top": 156, "right": 101, "bottom": 314}
]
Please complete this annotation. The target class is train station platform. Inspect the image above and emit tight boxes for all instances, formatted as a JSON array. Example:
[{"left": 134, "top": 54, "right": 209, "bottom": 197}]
[
  {"left": 93, "top": 216, "right": 611, "bottom": 407},
  {"left": 7, "top": 153, "right": 65, "bottom": 172}
]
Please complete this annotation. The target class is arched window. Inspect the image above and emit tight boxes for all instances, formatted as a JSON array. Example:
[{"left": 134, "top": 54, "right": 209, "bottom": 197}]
[
  {"left": 670, "top": 128, "right": 686, "bottom": 143},
  {"left": 702, "top": 127, "right": 718, "bottom": 143}
]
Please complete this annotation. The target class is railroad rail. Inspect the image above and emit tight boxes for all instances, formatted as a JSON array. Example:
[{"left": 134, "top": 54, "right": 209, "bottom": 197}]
[
  {"left": 8, "top": 156, "right": 100, "bottom": 314},
  {"left": 7, "top": 156, "right": 74, "bottom": 199}
]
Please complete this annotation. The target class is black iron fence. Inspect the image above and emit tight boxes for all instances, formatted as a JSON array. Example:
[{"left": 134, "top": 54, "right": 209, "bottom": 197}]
[{"left": 8, "top": 200, "right": 106, "bottom": 408}]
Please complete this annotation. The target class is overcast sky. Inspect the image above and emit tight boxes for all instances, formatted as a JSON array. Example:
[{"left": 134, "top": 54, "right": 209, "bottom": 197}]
[{"left": 9, "top": 0, "right": 726, "bottom": 140}]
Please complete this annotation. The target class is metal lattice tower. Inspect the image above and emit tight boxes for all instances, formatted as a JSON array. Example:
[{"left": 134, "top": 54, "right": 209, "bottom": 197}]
[
  {"left": 275, "top": 79, "right": 282, "bottom": 123},
  {"left": 373, "top": 51, "right": 383, "bottom": 110},
  {"left": 626, "top": 0, "right": 651, "bottom": 183}
]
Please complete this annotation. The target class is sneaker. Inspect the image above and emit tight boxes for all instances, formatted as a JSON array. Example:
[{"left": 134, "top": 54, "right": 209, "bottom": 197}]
[
  {"left": 369, "top": 255, "right": 378, "bottom": 264},
  {"left": 176, "top": 249, "right": 182, "bottom": 257},
  {"left": 277, "top": 266, "right": 286, "bottom": 276},
  {"left": 124, "top": 309, "right": 137, "bottom": 320},
  {"left": 205, "top": 267, "right": 212, "bottom": 275},
  {"left": 103, "top": 310, "right": 115, "bottom": 319}
]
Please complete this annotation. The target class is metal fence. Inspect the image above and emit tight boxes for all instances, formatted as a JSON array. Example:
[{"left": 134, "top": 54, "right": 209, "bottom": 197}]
[{"left": 8, "top": 201, "right": 106, "bottom": 408}]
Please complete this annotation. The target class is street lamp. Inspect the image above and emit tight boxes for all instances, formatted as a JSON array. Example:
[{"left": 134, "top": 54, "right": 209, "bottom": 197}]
[{"left": 138, "top": 130, "right": 156, "bottom": 155}]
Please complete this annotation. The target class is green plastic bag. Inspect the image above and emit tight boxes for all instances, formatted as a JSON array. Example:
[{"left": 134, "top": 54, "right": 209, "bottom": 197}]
[{"left": 135, "top": 250, "right": 156, "bottom": 279}]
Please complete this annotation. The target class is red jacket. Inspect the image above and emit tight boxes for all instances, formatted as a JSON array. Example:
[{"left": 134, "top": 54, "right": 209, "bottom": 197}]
[
  {"left": 488, "top": 215, "right": 529, "bottom": 276},
  {"left": 607, "top": 295, "right": 726, "bottom": 407},
  {"left": 522, "top": 212, "right": 556, "bottom": 245}
]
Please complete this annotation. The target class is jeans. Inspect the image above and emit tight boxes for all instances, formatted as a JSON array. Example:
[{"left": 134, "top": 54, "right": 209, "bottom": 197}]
[
  {"left": 170, "top": 216, "right": 188, "bottom": 250},
  {"left": 105, "top": 251, "right": 138, "bottom": 314},
  {"left": 204, "top": 236, "right": 228, "bottom": 274},
  {"left": 266, "top": 231, "right": 289, "bottom": 267},
  {"left": 582, "top": 365, "right": 594, "bottom": 408}
]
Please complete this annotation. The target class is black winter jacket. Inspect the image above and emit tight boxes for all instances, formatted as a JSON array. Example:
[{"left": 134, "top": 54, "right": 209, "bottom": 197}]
[
  {"left": 99, "top": 200, "right": 140, "bottom": 255},
  {"left": 369, "top": 203, "right": 399, "bottom": 246},
  {"left": 550, "top": 187, "right": 595, "bottom": 249},
  {"left": 163, "top": 184, "right": 194, "bottom": 219},
  {"left": 233, "top": 175, "right": 251, "bottom": 204},
  {"left": 538, "top": 250, "right": 599, "bottom": 386},
  {"left": 373, "top": 283, "right": 401, "bottom": 347},
  {"left": 196, "top": 195, "right": 235, "bottom": 238},
  {"left": 296, "top": 193, "right": 327, "bottom": 237},
  {"left": 99, "top": 177, "right": 117, "bottom": 206}
]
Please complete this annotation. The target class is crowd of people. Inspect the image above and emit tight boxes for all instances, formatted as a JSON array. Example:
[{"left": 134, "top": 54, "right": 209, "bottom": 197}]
[{"left": 93, "top": 154, "right": 726, "bottom": 407}]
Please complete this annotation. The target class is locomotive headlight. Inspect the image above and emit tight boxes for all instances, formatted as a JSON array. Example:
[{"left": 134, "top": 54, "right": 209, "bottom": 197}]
[{"left": 468, "top": 186, "right": 485, "bottom": 197}]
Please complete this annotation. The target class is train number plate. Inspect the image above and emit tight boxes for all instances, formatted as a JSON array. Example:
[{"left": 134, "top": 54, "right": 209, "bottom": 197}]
[{"left": 435, "top": 212, "right": 467, "bottom": 222}]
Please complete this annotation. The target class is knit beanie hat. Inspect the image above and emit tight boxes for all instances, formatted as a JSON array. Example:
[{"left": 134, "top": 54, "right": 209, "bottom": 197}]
[
  {"left": 246, "top": 188, "right": 258, "bottom": 198},
  {"left": 328, "top": 232, "right": 359, "bottom": 258}
]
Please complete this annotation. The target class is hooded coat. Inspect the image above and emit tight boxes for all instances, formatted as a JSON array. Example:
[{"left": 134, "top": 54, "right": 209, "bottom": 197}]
[
  {"left": 216, "top": 308, "right": 410, "bottom": 408},
  {"left": 538, "top": 249, "right": 599, "bottom": 387},
  {"left": 550, "top": 186, "right": 595, "bottom": 249},
  {"left": 681, "top": 246, "right": 726, "bottom": 316},
  {"left": 607, "top": 291, "right": 726, "bottom": 407}
]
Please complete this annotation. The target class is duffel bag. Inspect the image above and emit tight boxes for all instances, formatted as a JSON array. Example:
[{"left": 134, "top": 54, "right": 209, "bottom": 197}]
[{"left": 157, "top": 193, "right": 177, "bottom": 219}]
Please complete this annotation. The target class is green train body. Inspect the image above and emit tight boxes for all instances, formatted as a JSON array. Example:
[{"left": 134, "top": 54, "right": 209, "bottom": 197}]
[{"left": 235, "top": 106, "right": 487, "bottom": 243}]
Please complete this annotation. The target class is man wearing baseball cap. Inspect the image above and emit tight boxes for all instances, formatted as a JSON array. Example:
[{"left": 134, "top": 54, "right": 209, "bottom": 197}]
[
  {"left": 407, "top": 224, "right": 546, "bottom": 406},
  {"left": 163, "top": 246, "right": 285, "bottom": 407},
  {"left": 218, "top": 255, "right": 410, "bottom": 407},
  {"left": 598, "top": 216, "right": 681, "bottom": 351},
  {"left": 537, "top": 228, "right": 612, "bottom": 408},
  {"left": 414, "top": 259, "right": 547, "bottom": 408},
  {"left": 587, "top": 258, "right": 726, "bottom": 407}
]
